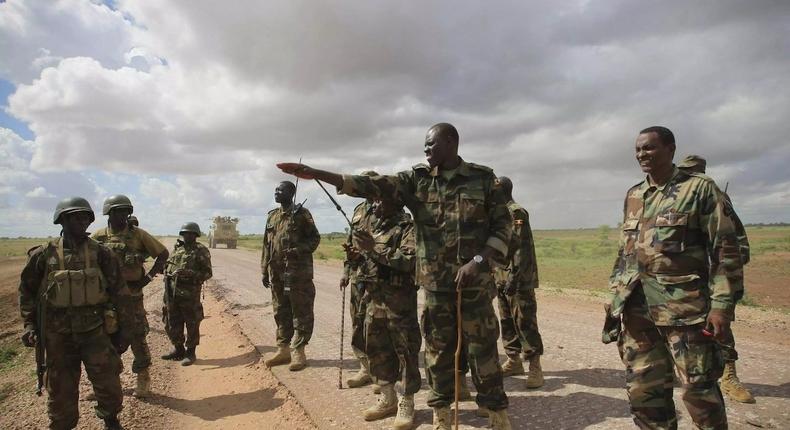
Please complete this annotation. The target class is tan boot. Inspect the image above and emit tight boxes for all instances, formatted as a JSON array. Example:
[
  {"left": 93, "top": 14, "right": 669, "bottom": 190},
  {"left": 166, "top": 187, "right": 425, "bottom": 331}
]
[
  {"left": 347, "top": 360, "right": 373, "bottom": 388},
  {"left": 288, "top": 346, "right": 307, "bottom": 371},
  {"left": 432, "top": 406, "right": 451, "bottom": 430},
  {"left": 457, "top": 374, "right": 472, "bottom": 401},
  {"left": 264, "top": 345, "right": 291, "bottom": 367},
  {"left": 132, "top": 368, "right": 151, "bottom": 398},
  {"left": 363, "top": 383, "right": 398, "bottom": 421},
  {"left": 525, "top": 355, "right": 544, "bottom": 388},
  {"left": 488, "top": 408, "right": 512, "bottom": 430},
  {"left": 501, "top": 355, "right": 524, "bottom": 377},
  {"left": 720, "top": 361, "right": 756, "bottom": 403},
  {"left": 393, "top": 394, "right": 415, "bottom": 430},
  {"left": 372, "top": 384, "right": 381, "bottom": 394}
]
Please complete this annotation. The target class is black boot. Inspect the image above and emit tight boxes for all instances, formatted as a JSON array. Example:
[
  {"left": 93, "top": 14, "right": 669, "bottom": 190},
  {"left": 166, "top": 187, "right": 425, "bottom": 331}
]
[
  {"left": 181, "top": 346, "right": 196, "bottom": 366},
  {"left": 161, "top": 344, "right": 185, "bottom": 360},
  {"left": 104, "top": 417, "right": 123, "bottom": 430}
]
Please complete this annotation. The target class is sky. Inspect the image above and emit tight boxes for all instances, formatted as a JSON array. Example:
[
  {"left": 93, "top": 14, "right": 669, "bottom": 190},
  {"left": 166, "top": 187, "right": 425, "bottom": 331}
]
[{"left": 1, "top": 0, "right": 789, "bottom": 237}]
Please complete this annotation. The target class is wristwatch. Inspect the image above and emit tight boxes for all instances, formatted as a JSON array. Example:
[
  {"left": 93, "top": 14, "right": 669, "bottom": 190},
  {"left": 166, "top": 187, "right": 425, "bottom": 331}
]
[{"left": 473, "top": 255, "right": 484, "bottom": 265}]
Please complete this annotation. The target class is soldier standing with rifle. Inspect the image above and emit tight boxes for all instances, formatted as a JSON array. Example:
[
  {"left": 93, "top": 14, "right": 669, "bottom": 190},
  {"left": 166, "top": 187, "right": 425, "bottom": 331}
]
[
  {"left": 278, "top": 122, "right": 513, "bottom": 430},
  {"left": 261, "top": 181, "right": 321, "bottom": 371},
  {"left": 92, "top": 195, "right": 168, "bottom": 398},
  {"left": 18, "top": 197, "right": 134, "bottom": 430},
  {"left": 161, "top": 222, "right": 213, "bottom": 366},
  {"left": 340, "top": 170, "right": 379, "bottom": 389}
]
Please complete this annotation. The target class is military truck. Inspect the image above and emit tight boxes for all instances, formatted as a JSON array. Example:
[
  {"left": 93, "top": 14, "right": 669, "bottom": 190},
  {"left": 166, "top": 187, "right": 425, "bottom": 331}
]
[{"left": 208, "top": 216, "right": 239, "bottom": 249}]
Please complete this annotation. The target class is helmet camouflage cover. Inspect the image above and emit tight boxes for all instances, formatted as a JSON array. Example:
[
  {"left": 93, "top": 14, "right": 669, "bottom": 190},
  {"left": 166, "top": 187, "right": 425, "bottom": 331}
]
[
  {"left": 102, "top": 194, "right": 134, "bottom": 215},
  {"left": 179, "top": 222, "right": 202, "bottom": 237},
  {"left": 53, "top": 196, "right": 95, "bottom": 224}
]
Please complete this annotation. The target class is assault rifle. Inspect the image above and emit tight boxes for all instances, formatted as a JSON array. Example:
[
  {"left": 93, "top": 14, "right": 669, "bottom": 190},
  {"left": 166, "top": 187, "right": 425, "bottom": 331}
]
[{"left": 35, "top": 295, "right": 47, "bottom": 396}]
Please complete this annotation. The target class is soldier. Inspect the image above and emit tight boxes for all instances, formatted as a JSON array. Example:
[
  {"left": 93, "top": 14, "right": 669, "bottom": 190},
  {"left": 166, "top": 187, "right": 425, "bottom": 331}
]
[
  {"left": 677, "top": 154, "right": 755, "bottom": 404},
  {"left": 19, "top": 197, "right": 133, "bottom": 430},
  {"left": 605, "top": 126, "right": 744, "bottom": 429},
  {"left": 92, "top": 195, "right": 169, "bottom": 398},
  {"left": 161, "top": 222, "right": 213, "bottom": 366},
  {"left": 127, "top": 215, "right": 139, "bottom": 227},
  {"left": 340, "top": 170, "right": 379, "bottom": 389},
  {"left": 493, "top": 176, "right": 544, "bottom": 388},
  {"left": 261, "top": 181, "right": 321, "bottom": 371},
  {"left": 278, "top": 122, "right": 513, "bottom": 430},
  {"left": 353, "top": 198, "right": 421, "bottom": 429}
]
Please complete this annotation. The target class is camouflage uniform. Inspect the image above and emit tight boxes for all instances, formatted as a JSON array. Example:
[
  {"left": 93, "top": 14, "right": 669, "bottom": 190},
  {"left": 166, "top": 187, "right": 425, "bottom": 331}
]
[
  {"left": 344, "top": 201, "right": 377, "bottom": 362},
  {"left": 607, "top": 166, "right": 744, "bottom": 429},
  {"left": 91, "top": 225, "right": 166, "bottom": 373},
  {"left": 362, "top": 210, "right": 422, "bottom": 395},
  {"left": 494, "top": 201, "right": 543, "bottom": 359},
  {"left": 19, "top": 237, "right": 133, "bottom": 429},
  {"left": 261, "top": 206, "right": 321, "bottom": 348},
  {"left": 338, "top": 159, "right": 511, "bottom": 411},
  {"left": 163, "top": 239, "right": 212, "bottom": 349}
]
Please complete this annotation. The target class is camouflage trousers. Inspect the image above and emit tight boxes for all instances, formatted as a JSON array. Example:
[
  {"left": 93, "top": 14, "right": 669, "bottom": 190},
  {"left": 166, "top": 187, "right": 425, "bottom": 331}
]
[
  {"left": 365, "top": 287, "right": 422, "bottom": 395},
  {"left": 271, "top": 280, "right": 315, "bottom": 348},
  {"left": 350, "top": 281, "right": 370, "bottom": 361},
  {"left": 422, "top": 288, "right": 508, "bottom": 410},
  {"left": 619, "top": 287, "right": 727, "bottom": 430},
  {"left": 718, "top": 310, "right": 738, "bottom": 362},
  {"left": 163, "top": 286, "right": 204, "bottom": 349},
  {"left": 497, "top": 286, "right": 544, "bottom": 359},
  {"left": 45, "top": 325, "right": 123, "bottom": 429},
  {"left": 127, "top": 294, "right": 151, "bottom": 373}
]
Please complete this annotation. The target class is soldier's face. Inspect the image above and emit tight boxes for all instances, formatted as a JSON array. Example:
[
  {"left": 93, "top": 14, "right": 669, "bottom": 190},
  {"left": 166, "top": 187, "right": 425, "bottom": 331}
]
[
  {"left": 61, "top": 211, "right": 93, "bottom": 236},
  {"left": 109, "top": 208, "right": 131, "bottom": 226},
  {"left": 424, "top": 127, "right": 453, "bottom": 168},
  {"left": 274, "top": 183, "right": 294, "bottom": 204},
  {"left": 635, "top": 132, "right": 674, "bottom": 174},
  {"left": 181, "top": 232, "right": 198, "bottom": 244}
]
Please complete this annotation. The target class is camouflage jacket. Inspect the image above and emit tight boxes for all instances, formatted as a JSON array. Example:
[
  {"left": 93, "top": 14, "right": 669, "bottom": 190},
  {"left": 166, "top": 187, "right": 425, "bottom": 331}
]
[
  {"left": 608, "top": 167, "right": 745, "bottom": 326},
  {"left": 19, "top": 236, "right": 133, "bottom": 334},
  {"left": 91, "top": 225, "right": 166, "bottom": 285},
  {"left": 165, "top": 240, "right": 212, "bottom": 295},
  {"left": 494, "top": 201, "right": 539, "bottom": 289},
  {"left": 343, "top": 201, "right": 377, "bottom": 285},
  {"left": 338, "top": 158, "right": 511, "bottom": 292},
  {"left": 361, "top": 210, "right": 416, "bottom": 294},
  {"left": 261, "top": 205, "right": 321, "bottom": 283}
]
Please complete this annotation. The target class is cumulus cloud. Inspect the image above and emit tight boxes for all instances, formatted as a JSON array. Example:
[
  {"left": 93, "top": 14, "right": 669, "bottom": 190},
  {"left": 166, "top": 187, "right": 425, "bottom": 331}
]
[{"left": 1, "top": 0, "right": 789, "bottom": 236}]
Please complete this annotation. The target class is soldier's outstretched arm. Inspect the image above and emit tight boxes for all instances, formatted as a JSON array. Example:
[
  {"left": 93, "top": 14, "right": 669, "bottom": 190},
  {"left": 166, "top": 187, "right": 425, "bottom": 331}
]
[
  {"left": 278, "top": 162, "right": 406, "bottom": 203},
  {"left": 278, "top": 163, "right": 343, "bottom": 188}
]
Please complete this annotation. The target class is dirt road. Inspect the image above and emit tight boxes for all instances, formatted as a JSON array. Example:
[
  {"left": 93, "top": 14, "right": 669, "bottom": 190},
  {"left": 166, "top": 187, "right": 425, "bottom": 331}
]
[{"left": 211, "top": 246, "right": 790, "bottom": 430}]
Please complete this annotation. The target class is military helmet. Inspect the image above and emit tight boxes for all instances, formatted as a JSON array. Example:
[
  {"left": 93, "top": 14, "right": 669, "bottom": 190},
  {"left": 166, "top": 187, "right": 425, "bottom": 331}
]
[
  {"left": 179, "top": 222, "right": 202, "bottom": 237},
  {"left": 53, "top": 196, "right": 95, "bottom": 224},
  {"left": 677, "top": 155, "right": 707, "bottom": 174},
  {"left": 102, "top": 194, "right": 134, "bottom": 215},
  {"left": 360, "top": 170, "right": 379, "bottom": 177}
]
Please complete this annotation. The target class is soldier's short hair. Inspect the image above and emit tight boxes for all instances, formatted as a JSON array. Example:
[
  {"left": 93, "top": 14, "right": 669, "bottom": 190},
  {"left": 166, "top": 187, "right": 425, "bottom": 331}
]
[
  {"left": 279, "top": 181, "right": 296, "bottom": 194},
  {"left": 639, "top": 126, "right": 675, "bottom": 150},
  {"left": 430, "top": 122, "right": 459, "bottom": 144}
]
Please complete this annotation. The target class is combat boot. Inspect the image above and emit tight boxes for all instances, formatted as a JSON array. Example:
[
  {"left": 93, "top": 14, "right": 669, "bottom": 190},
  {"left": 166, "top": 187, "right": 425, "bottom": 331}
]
[
  {"left": 181, "top": 347, "right": 196, "bottom": 366},
  {"left": 161, "top": 344, "right": 185, "bottom": 361},
  {"left": 132, "top": 368, "right": 151, "bottom": 398},
  {"left": 501, "top": 355, "right": 524, "bottom": 377},
  {"left": 457, "top": 373, "right": 472, "bottom": 401},
  {"left": 363, "top": 383, "right": 398, "bottom": 421},
  {"left": 104, "top": 417, "right": 123, "bottom": 430},
  {"left": 432, "top": 406, "right": 451, "bottom": 430},
  {"left": 525, "top": 355, "right": 544, "bottom": 388},
  {"left": 289, "top": 345, "right": 307, "bottom": 371},
  {"left": 487, "top": 408, "right": 513, "bottom": 430},
  {"left": 392, "top": 393, "right": 415, "bottom": 430},
  {"left": 372, "top": 384, "right": 381, "bottom": 394},
  {"left": 720, "top": 361, "right": 756, "bottom": 403},
  {"left": 264, "top": 345, "right": 291, "bottom": 367},
  {"left": 347, "top": 360, "right": 373, "bottom": 388}
]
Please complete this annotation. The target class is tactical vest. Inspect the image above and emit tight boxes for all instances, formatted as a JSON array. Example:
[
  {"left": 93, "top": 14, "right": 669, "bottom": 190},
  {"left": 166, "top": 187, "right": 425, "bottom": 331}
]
[
  {"left": 42, "top": 238, "right": 109, "bottom": 308},
  {"left": 166, "top": 243, "right": 200, "bottom": 279},
  {"left": 95, "top": 226, "right": 148, "bottom": 281}
]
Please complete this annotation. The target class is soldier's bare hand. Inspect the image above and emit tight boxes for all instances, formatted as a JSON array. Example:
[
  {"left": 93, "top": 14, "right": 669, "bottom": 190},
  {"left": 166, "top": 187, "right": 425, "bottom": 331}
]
[
  {"left": 277, "top": 163, "right": 315, "bottom": 179},
  {"left": 353, "top": 230, "right": 375, "bottom": 252},
  {"left": 455, "top": 260, "right": 480, "bottom": 290},
  {"left": 261, "top": 274, "right": 271, "bottom": 289},
  {"left": 706, "top": 309, "right": 731, "bottom": 342},
  {"left": 339, "top": 276, "right": 349, "bottom": 290},
  {"left": 21, "top": 328, "right": 36, "bottom": 348}
]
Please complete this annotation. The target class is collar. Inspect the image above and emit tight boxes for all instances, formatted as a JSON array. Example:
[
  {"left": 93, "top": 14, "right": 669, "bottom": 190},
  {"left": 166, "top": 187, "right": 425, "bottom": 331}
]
[
  {"left": 429, "top": 157, "right": 471, "bottom": 179},
  {"left": 641, "top": 165, "right": 680, "bottom": 193}
]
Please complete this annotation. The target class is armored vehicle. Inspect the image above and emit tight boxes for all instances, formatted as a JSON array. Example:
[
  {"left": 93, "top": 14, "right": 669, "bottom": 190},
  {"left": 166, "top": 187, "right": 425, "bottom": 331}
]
[{"left": 208, "top": 216, "right": 239, "bottom": 249}]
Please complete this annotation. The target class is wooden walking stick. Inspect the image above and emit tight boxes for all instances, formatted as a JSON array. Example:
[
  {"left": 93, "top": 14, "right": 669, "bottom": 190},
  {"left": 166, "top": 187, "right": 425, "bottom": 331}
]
[
  {"left": 454, "top": 284, "right": 462, "bottom": 430},
  {"left": 339, "top": 283, "right": 346, "bottom": 389}
]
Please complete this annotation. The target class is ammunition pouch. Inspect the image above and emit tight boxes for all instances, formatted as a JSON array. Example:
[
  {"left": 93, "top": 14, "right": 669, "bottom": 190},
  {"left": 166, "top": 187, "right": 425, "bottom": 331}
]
[{"left": 47, "top": 267, "right": 108, "bottom": 308}]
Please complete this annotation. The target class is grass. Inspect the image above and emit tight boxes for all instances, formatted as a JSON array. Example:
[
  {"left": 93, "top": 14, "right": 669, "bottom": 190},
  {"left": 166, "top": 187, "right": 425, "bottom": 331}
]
[
  {"left": 235, "top": 234, "right": 347, "bottom": 260},
  {"left": 0, "top": 238, "right": 56, "bottom": 257}
]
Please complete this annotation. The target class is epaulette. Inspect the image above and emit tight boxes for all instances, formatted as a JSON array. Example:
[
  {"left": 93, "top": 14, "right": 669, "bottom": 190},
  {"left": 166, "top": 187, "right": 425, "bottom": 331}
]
[
  {"left": 412, "top": 163, "right": 430, "bottom": 171},
  {"left": 465, "top": 162, "right": 494, "bottom": 173}
]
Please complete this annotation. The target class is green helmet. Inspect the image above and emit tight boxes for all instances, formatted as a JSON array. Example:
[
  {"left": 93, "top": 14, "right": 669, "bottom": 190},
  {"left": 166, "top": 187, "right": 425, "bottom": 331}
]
[
  {"left": 677, "top": 155, "right": 707, "bottom": 174},
  {"left": 179, "top": 222, "right": 202, "bottom": 237},
  {"left": 102, "top": 194, "right": 134, "bottom": 215},
  {"left": 53, "top": 197, "right": 95, "bottom": 224}
]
